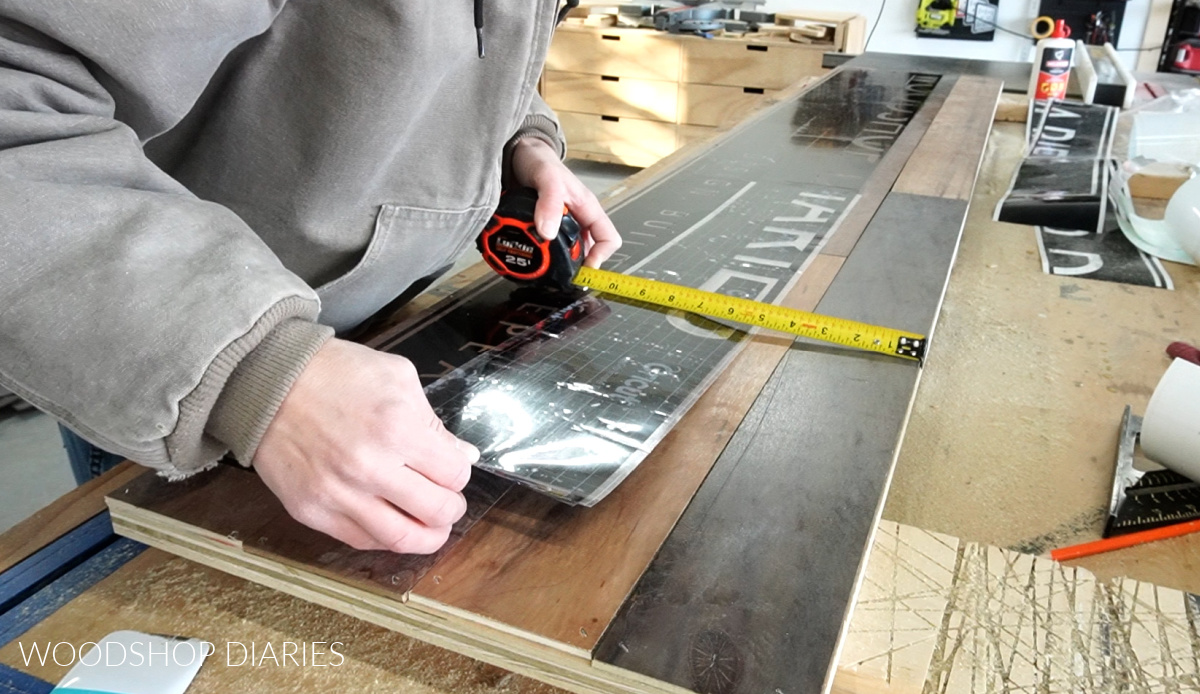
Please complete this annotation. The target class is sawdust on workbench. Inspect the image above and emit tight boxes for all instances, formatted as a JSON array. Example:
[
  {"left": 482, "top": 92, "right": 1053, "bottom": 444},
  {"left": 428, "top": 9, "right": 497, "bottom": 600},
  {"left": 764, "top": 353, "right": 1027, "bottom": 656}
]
[
  {"left": 0, "top": 550, "right": 564, "bottom": 693},
  {"left": 883, "top": 123, "right": 1200, "bottom": 594}
]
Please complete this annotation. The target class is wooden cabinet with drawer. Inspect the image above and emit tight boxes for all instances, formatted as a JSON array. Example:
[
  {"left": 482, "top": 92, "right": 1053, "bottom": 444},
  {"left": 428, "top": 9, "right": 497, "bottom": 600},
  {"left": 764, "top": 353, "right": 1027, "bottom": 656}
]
[{"left": 542, "top": 12, "right": 865, "bottom": 167}]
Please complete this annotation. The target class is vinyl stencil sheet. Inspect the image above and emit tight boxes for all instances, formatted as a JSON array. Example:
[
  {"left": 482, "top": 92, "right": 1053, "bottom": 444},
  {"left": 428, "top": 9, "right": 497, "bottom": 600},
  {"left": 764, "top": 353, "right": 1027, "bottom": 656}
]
[{"left": 382, "top": 69, "right": 941, "bottom": 505}]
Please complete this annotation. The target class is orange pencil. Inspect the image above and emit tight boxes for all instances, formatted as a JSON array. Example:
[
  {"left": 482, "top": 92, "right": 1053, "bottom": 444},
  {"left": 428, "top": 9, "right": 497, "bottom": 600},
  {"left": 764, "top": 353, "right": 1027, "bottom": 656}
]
[{"left": 1050, "top": 519, "right": 1200, "bottom": 562}]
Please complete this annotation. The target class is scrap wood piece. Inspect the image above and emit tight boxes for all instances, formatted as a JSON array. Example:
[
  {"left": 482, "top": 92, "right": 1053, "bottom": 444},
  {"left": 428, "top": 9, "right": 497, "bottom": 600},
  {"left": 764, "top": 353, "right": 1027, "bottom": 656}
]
[{"left": 835, "top": 521, "right": 1200, "bottom": 694}]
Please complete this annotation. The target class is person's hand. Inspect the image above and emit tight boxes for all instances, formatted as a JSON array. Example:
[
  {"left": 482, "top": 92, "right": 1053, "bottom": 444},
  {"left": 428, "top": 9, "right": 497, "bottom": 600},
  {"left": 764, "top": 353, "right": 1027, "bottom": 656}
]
[
  {"left": 252, "top": 338, "right": 479, "bottom": 554},
  {"left": 509, "top": 136, "right": 622, "bottom": 268}
]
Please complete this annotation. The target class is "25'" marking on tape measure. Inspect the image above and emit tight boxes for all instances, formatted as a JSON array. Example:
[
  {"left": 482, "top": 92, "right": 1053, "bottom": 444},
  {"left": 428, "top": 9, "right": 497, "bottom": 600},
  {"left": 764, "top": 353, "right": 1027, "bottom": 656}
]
[{"left": 573, "top": 266, "right": 926, "bottom": 362}]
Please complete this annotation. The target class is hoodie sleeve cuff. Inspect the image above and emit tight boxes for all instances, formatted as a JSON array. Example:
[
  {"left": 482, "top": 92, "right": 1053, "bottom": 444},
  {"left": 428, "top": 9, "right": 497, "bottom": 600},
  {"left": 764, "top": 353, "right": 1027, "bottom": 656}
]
[
  {"left": 508, "top": 113, "right": 565, "bottom": 160},
  {"left": 206, "top": 318, "right": 334, "bottom": 466}
]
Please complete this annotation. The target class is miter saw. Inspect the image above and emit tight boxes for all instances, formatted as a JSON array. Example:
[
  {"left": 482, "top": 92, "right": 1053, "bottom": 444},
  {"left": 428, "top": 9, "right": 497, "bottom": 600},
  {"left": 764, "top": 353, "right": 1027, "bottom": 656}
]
[{"left": 653, "top": 1, "right": 774, "bottom": 34}]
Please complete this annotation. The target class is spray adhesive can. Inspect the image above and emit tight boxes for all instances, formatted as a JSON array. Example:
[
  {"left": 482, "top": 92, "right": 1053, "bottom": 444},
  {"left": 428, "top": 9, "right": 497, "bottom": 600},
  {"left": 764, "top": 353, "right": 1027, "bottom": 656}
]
[{"left": 1029, "top": 19, "right": 1074, "bottom": 100}]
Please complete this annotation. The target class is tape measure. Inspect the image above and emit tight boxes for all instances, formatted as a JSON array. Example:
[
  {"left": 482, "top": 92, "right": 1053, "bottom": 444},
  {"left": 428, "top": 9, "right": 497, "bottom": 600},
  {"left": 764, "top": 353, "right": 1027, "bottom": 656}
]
[
  {"left": 573, "top": 266, "right": 927, "bottom": 362},
  {"left": 477, "top": 187, "right": 583, "bottom": 291},
  {"left": 477, "top": 190, "right": 926, "bottom": 361}
]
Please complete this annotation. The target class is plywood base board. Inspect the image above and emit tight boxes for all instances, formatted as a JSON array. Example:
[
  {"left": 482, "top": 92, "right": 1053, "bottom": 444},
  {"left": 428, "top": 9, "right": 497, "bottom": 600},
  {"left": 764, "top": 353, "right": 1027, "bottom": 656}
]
[{"left": 107, "top": 507, "right": 667, "bottom": 694}]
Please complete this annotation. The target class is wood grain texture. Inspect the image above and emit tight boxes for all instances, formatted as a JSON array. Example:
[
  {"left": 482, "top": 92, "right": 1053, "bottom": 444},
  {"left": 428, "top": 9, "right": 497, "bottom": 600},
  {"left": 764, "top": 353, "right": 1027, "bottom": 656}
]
[
  {"left": 109, "top": 253, "right": 845, "bottom": 655},
  {"left": 246, "top": 472, "right": 510, "bottom": 600},
  {"left": 891, "top": 76, "right": 1002, "bottom": 201},
  {"left": 0, "top": 549, "right": 566, "bottom": 694},
  {"left": 102, "top": 63, "right": 987, "bottom": 693},
  {"left": 557, "top": 111, "right": 678, "bottom": 168},
  {"left": 107, "top": 465, "right": 508, "bottom": 597},
  {"left": 0, "top": 461, "right": 142, "bottom": 573},
  {"left": 410, "top": 254, "right": 846, "bottom": 652},
  {"left": 679, "top": 37, "right": 826, "bottom": 90},
  {"left": 595, "top": 195, "right": 973, "bottom": 694},
  {"left": 546, "top": 27, "right": 682, "bottom": 82},
  {"left": 543, "top": 71, "right": 678, "bottom": 123},
  {"left": 676, "top": 83, "right": 781, "bottom": 128}
]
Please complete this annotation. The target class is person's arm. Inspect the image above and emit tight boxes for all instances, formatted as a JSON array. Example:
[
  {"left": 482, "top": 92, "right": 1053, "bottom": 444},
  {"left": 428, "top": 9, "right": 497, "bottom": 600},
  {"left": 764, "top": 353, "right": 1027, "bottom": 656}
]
[
  {"left": 504, "top": 93, "right": 622, "bottom": 267},
  {"left": 0, "top": 17, "right": 328, "bottom": 476},
  {"left": 0, "top": 14, "right": 477, "bottom": 555}
]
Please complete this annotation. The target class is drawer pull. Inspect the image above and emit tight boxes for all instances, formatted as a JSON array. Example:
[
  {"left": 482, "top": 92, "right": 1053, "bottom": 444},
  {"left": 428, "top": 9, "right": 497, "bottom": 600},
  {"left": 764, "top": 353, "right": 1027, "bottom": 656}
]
[
  {"left": 747, "top": 45, "right": 768, "bottom": 52},
  {"left": 602, "top": 34, "right": 620, "bottom": 41},
  {"left": 601, "top": 75, "right": 620, "bottom": 82},
  {"left": 743, "top": 87, "right": 764, "bottom": 94},
  {"left": 601, "top": 115, "right": 620, "bottom": 122}
]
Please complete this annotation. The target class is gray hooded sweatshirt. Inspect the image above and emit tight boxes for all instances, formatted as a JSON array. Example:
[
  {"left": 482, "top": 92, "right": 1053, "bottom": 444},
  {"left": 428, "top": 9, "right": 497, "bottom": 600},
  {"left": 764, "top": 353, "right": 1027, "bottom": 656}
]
[{"left": 0, "top": 1, "right": 566, "bottom": 477}]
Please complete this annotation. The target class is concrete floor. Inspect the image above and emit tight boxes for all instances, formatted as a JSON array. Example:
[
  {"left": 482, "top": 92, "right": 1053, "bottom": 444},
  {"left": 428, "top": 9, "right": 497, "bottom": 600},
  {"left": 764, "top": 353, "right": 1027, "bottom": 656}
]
[{"left": 0, "top": 158, "right": 637, "bottom": 535}]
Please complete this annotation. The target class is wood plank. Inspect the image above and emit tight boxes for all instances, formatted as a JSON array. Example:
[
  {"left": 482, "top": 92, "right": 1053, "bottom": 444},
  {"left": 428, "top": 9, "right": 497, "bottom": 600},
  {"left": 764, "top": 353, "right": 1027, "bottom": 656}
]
[
  {"left": 106, "top": 463, "right": 507, "bottom": 597},
  {"left": 892, "top": 76, "right": 1002, "bottom": 201},
  {"left": 0, "top": 461, "right": 141, "bottom": 573},
  {"left": 104, "top": 257, "right": 847, "bottom": 693},
  {"left": 106, "top": 64, "right": 964, "bottom": 692},
  {"left": 595, "top": 194, "right": 974, "bottom": 694},
  {"left": 409, "top": 255, "right": 845, "bottom": 651},
  {"left": 105, "top": 508, "right": 677, "bottom": 693}
]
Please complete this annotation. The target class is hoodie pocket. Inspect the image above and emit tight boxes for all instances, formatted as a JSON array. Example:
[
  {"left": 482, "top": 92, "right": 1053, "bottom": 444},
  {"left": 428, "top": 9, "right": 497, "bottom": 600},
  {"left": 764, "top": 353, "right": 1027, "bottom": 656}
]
[{"left": 317, "top": 203, "right": 492, "bottom": 333}]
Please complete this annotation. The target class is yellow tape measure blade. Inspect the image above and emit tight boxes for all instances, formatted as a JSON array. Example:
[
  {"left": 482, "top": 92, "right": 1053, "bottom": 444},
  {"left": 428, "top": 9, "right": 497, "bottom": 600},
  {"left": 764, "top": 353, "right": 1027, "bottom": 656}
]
[{"left": 573, "top": 267, "right": 926, "bottom": 362}]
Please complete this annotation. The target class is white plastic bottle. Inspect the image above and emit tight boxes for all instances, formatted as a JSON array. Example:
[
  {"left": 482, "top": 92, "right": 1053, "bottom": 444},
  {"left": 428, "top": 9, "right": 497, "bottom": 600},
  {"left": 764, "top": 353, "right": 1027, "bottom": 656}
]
[{"left": 1028, "top": 19, "right": 1075, "bottom": 101}]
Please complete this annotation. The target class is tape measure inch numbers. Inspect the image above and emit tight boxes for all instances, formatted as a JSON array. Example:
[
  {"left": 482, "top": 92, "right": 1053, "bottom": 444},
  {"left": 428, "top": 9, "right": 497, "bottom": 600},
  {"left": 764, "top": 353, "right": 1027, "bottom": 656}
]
[{"left": 574, "top": 266, "right": 927, "bottom": 362}]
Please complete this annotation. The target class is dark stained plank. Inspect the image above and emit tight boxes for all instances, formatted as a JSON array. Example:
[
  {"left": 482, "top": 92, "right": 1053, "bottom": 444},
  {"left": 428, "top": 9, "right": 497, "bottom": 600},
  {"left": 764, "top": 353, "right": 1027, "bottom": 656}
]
[
  {"left": 107, "top": 465, "right": 287, "bottom": 545},
  {"left": 595, "top": 193, "right": 973, "bottom": 694}
]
